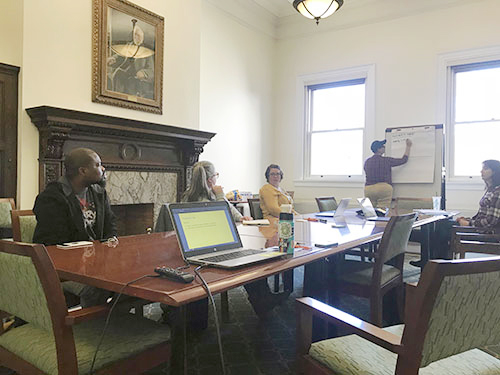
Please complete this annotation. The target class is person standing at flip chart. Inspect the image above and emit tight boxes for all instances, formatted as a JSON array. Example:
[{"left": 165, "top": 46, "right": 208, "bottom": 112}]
[{"left": 364, "top": 138, "right": 412, "bottom": 208}]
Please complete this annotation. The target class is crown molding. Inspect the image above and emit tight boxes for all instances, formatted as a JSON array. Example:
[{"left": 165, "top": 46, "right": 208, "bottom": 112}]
[
  {"left": 204, "top": 0, "right": 278, "bottom": 39},
  {"left": 204, "top": 0, "right": 488, "bottom": 41}
]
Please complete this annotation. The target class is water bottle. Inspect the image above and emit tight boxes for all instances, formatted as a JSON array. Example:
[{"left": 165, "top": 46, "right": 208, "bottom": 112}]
[{"left": 279, "top": 211, "right": 294, "bottom": 255}]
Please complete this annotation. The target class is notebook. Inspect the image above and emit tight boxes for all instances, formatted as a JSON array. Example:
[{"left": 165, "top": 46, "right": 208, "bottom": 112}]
[
  {"left": 168, "top": 201, "right": 284, "bottom": 268},
  {"left": 357, "top": 197, "right": 391, "bottom": 221},
  {"left": 315, "top": 198, "right": 350, "bottom": 219}
]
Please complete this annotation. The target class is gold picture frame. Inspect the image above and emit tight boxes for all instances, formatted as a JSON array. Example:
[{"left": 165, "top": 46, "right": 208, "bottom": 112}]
[{"left": 92, "top": 0, "right": 164, "bottom": 114}]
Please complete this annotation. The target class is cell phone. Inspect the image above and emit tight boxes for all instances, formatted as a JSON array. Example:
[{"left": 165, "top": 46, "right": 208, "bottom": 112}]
[
  {"left": 331, "top": 223, "right": 347, "bottom": 228},
  {"left": 314, "top": 242, "right": 338, "bottom": 248}
]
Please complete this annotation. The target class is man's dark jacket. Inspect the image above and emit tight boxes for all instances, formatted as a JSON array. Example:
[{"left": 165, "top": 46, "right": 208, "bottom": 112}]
[{"left": 33, "top": 181, "right": 117, "bottom": 245}]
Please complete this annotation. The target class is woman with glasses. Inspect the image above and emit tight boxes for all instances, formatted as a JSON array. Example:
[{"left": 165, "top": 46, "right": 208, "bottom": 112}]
[
  {"left": 180, "top": 161, "right": 285, "bottom": 319},
  {"left": 259, "top": 164, "right": 293, "bottom": 218},
  {"left": 182, "top": 160, "right": 252, "bottom": 221}
]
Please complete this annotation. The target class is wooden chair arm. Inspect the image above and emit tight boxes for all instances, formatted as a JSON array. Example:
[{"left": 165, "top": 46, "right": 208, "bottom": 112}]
[
  {"left": 65, "top": 304, "right": 110, "bottom": 326},
  {"left": 453, "top": 226, "right": 496, "bottom": 234},
  {"left": 296, "top": 297, "right": 402, "bottom": 354},
  {"left": 404, "top": 282, "right": 418, "bottom": 321}
]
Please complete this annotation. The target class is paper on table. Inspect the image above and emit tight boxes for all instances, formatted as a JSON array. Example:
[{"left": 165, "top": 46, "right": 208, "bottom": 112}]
[
  {"left": 242, "top": 219, "right": 270, "bottom": 226},
  {"left": 414, "top": 209, "right": 450, "bottom": 216}
]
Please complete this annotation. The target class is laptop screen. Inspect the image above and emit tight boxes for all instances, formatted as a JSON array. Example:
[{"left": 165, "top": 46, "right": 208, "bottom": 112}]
[
  {"left": 357, "top": 197, "right": 377, "bottom": 218},
  {"left": 169, "top": 201, "right": 242, "bottom": 256}
]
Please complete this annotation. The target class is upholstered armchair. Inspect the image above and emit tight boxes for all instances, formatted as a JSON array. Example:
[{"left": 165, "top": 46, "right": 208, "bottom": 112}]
[
  {"left": 0, "top": 198, "right": 15, "bottom": 239},
  {"left": 315, "top": 197, "right": 338, "bottom": 212},
  {"left": 332, "top": 213, "right": 416, "bottom": 326},
  {"left": 11, "top": 209, "right": 37, "bottom": 243},
  {"left": 0, "top": 240, "right": 171, "bottom": 374},
  {"left": 248, "top": 198, "right": 264, "bottom": 220},
  {"left": 451, "top": 225, "right": 500, "bottom": 259},
  {"left": 297, "top": 256, "right": 500, "bottom": 374}
]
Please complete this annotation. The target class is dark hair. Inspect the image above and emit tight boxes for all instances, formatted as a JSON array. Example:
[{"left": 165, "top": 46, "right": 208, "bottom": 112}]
[
  {"left": 483, "top": 159, "right": 500, "bottom": 189},
  {"left": 64, "top": 148, "right": 97, "bottom": 179},
  {"left": 265, "top": 164, "right": 283, "bottom": 182}
]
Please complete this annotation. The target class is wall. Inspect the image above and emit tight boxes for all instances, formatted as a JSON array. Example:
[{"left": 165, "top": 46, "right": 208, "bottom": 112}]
[
  {"left": 16, "top": 0, "right": 201, "bottom": 208},
  {"left": 0, "top": 1, "right": 23, "bottom": 67},
  {"left": 199, "top": 1, "right": 275, "bottom": 194},
  {"left": 274, "top": 0, "right": 500, "bottom": 214}
]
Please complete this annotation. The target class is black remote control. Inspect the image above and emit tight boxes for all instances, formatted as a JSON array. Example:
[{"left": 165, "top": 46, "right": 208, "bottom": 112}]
[{"left": 154, "top": 266, "right": 194, "bottom": 283}]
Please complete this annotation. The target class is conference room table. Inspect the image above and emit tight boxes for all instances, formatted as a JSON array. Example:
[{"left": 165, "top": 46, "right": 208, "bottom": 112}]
[
  {"left": 45, "top": 211, "right": 452, "bottom": 308},
  {"left": 44, "top": 211, "right": 450, "bottom": 373}
]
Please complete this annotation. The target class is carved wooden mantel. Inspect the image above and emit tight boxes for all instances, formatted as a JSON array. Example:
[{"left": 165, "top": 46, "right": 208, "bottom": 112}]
[{"left": 26, "top": 106, "right": 215, "bottom": 199}]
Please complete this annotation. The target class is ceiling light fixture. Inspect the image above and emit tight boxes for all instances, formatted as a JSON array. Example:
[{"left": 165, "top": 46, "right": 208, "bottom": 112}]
[{"left": 292, "top": 0, "right": 344, "bottom": 25}]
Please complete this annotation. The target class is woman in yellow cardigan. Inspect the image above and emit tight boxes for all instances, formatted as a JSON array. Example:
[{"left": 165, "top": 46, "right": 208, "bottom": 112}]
[{"left": 259, "top": 164, "right": 293, "bottom": 218}]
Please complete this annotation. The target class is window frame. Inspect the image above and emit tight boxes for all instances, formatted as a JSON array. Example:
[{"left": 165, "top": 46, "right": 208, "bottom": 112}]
[
  {"left": 295, "top": 64, "right": 375, "bottom": 186},
  {"left": 438, "top": 46, "right": 500, "bottom": 189}
]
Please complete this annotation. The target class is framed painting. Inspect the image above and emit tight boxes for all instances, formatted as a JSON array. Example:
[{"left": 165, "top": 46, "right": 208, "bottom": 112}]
[{"left": 92, "top": 0, "right": 164, "bottom": 114}]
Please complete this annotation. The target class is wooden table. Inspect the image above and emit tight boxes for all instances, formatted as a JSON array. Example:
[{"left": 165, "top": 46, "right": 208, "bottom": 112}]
[{"left": 45, "top": 211, "right": 447, "bottom": 307}]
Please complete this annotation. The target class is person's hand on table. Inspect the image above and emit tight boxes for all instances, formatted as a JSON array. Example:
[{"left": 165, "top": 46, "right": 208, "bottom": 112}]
[
  {"left": 457, "top": 217, "right": 470, "bottom": 226},
  {"left": 241, "top": 216, "right": 253, "bottom": 221},
  {"left": 212, "top": 185, "right": 224, "bottom": 195}
]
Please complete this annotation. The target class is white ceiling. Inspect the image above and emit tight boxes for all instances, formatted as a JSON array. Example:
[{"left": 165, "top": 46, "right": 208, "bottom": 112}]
[{"left": 206, "top": 0, "right": 485, "bottom": 39}]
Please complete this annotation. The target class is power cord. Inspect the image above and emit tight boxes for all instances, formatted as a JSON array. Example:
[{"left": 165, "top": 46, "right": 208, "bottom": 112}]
[
  {"left": 193, "top": 265, "right": 227, "bottom": 375},
  {"left": 89, "top": 273, "right": 159, "bottom": 375}
]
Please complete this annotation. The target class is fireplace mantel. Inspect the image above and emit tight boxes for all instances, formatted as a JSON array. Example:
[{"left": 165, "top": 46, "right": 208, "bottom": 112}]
[{"left": 27, "top": 106, "right": 215, "bottom": 200}]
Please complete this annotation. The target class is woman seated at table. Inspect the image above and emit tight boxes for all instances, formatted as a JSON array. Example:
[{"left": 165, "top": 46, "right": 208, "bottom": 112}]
[
  {"left": 457, "top": 159, "right": 500, "bottom": 231},
  {"left": 259, "top": 164, "right": 293, "bottom": 218},
  {"left": 183, "top": 160, "right": 252, "bottom": 222},
  {"left": 180, "top": 161, "right": 287, "bottom": 320}
]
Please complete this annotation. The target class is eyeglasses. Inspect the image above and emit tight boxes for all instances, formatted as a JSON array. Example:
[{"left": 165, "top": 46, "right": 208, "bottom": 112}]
[{"left": 269, "top": 172, "right": 281, "bottom": 177}]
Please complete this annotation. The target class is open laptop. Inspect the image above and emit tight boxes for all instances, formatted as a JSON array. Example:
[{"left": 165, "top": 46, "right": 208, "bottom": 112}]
[
  {"left": 357, "top": 197, "right": 391, "bottom": 222},
  {"left": 316, "top": 197, "right": 350, "bottom": 218},
  {"left": 168, "top": 201, "right": 284, "bottom": 268}
]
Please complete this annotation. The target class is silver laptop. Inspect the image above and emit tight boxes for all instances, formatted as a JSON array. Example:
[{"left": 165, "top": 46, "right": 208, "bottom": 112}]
[
  {"left": 168, "top": 201, "right": 284, "bottom": 268},
  {"left": 357, "top": 197, "right": 391, "bottom": 221},
  {"left": 316, "top": 197, "right": 350, "bottom": 219}
]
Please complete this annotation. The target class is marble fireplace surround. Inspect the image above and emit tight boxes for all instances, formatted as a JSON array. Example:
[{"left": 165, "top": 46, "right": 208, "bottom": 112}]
[{"left": 27, "top": 106, "right": 215, "bottom": 233}]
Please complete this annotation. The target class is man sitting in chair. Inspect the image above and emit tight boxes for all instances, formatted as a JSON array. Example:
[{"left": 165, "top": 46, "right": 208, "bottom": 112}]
[{"left": 33, "top": 147, "right": 117, "bottom": 307}]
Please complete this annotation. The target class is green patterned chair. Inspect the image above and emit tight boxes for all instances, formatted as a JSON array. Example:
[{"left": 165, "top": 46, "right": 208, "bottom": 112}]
[
  {"left": 11, "top": 209, "right": 37, "bottom": 243},
  {"left": 332, "top": 213, "right": 416, "bottom": 326},
  {"left": 0, "top": 240, "right": 171, "bottom": 374},
  {"left": 0, "top": 198, "right": 15, "bottom": 239},
  {"left": 296, "top": 256, "right": 500, "bottom": 375},
  {"left": 315, "top": 197, "right": 338, "bottom": 212}
]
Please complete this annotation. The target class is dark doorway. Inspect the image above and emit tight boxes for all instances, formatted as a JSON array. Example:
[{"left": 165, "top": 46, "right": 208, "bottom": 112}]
[{"left": 0, "top": 63, "right": 19, "bottom": 202}]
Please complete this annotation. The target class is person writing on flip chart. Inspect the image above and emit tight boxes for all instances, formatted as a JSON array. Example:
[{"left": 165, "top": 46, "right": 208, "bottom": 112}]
[{"left": 364, "top": 138, "right": 412, "bottom": 208}]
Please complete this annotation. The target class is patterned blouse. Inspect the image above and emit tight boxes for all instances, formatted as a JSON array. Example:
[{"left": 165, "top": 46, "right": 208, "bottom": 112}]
[{"left": 470, "top": 185, "right": 500, "bottom": 229}]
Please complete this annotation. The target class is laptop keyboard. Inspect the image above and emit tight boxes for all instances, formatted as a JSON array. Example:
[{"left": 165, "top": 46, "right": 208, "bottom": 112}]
[{"left": 200, "top": 249, "right": 263, "bottom": 263}]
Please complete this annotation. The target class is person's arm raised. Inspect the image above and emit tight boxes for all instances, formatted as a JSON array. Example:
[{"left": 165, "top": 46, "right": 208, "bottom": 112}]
[{"left": 404, "top": 138, "right": 412, "bottom": 157}]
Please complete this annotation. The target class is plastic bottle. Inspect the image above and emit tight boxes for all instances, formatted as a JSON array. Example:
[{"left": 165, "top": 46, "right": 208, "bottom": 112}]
[{"left": 279, "top": 210, "right": 294, "bottom": 255}]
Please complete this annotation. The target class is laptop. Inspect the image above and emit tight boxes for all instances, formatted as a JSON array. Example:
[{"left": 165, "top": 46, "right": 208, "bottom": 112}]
[
  {"left": 357, "top": 197, "right": 391, "bottom": 222},
  {"left": 168, "top": 201, "right": 284, "bottom": 268},
  {"left": 316, "top": 197, "right": 350, "bottom": 218}
]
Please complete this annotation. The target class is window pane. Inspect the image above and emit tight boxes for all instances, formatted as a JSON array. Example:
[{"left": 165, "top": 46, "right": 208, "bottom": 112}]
[
  {"left": 454, "top": 121, "right": 500, "bottom": 176},
  {"left": 455, "top": 67, "right": 500, "bottom": 122},
  {"left": 310, "top": 130, "right": 363, "bottom": 175},
  {"left": 311, "top": 84, "right": 365, "bottom": 131}
]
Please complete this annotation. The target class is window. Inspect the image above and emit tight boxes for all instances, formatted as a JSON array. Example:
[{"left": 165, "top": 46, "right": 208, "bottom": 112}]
[
  {"left": 306, "top": 79, "right": 366, "bottom": 178},
  {"left": 296, "top": 65, "right": 374, "bottom": 184},
  {"left": 450, "top": 61, "right": 500, "bottom": 177}
]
